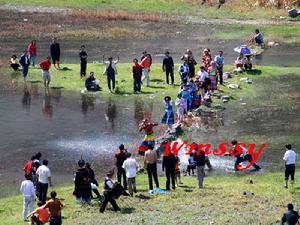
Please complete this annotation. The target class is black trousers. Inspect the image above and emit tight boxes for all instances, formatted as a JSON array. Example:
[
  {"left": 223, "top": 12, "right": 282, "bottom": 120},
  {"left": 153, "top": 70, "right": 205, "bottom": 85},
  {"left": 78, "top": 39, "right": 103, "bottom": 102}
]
[
  {"left": 107, "top": 74, "right": 115, "bottom": 90},
  {"left": 166, "top": 69, "right": 174, "bottom": 84},
  {"left": 165, "top": 169, "right": 175, "bottom": 190},
  {"left": 216, "top": 65, "right": 223, "bottom": 84},
  {"left": 80, "top": 61, "right": 87, "bottom": 77},
  {"left": 146, "top": 163, "right": 159, "bottom": 190},
  {"left": 117, "top": 168, "right": 127, "bottom": 189},
  {"left": 187, "top": 165, "right": 196, "bottom": 175},
  {"left": 99, "top": 191, "right": 119, "bottom": 213},
  {"left": 235, "top": 154, "right": 261, "bottom": 170},
  {"left": 285, "top": 164, "right": 295, "bottom": 181},
  {"left": 38, "top": 182, "right": 48, "bottom": 204},
  {"left": 133, "top": 77, "right": 141, "bottom": 92}
]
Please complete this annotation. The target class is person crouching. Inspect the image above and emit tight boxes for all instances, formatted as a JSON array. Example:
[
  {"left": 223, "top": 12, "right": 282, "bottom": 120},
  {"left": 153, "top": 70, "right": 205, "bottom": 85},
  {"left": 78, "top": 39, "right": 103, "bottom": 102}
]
[{"left": 99, "top": 171, "right": 121, "bottom": 213}]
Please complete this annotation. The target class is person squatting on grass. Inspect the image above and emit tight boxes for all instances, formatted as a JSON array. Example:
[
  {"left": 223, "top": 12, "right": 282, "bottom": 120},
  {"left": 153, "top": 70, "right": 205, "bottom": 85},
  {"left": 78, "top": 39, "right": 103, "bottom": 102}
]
[
  {"left": 281, "top": 203, "right": 299, "bottom": 225},
  {"left": 122, "top": 153, "right": 139, "bottom": 196},
  {"left": 28, "top": 40, "right": 37, "bottom": 67},
  {"left": 162, "top": 51, "right": 174, "bottom": 85},
  {"left": 132, "top": 58, "right": 142, "bottom": 93},
  {"left": 20, "top": 174, "right": 35, "bottom": 221},
  {"left": 50, "top": 37, "right": 61, "bottom": 69},
  {"left": 43, "top": 191, "right": 64, "bottom": 225},
  {"left": 79, "top": 45, "right": 87, "bottom": 78},
  {"left": 283, "top": 144, "right": 297, "bottom": 188},
  {"left": 103, "top": 55, "right": 119, "bottom": 93},
  {"left": 144, "top": 145, "right": 160, "bottom": 191},
  {"left": 10, "top": 54, "right": 20, "bottom": 71},
  {"left": 27, "top": 202, "right": 49, "bottom": 225},
  {"left": 36, "top": 159, "right": 52, "bottom": 204},
  {"left": 19, "top": 50, "right": 30, "bottom": 81},
  {"left": 39, "top": 56, "right": 52, "bottom": 88}
]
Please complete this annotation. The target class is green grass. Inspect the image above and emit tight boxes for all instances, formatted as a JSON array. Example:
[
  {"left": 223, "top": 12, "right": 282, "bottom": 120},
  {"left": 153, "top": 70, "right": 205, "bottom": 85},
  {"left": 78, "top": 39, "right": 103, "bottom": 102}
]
[
  {"left": 3, "top": 64, "right": 300, "bottom": 102},
  {"left": 1, "top": 173, "right": 300, "bottom": 225}
]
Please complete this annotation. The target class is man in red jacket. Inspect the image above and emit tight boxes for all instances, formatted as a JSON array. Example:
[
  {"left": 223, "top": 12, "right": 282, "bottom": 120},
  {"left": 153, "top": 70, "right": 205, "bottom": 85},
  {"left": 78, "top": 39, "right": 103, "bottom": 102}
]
[
  {"left": 27, "top": 40, "right": 37, "bottom": 67},
  {"left": 40, "top": 56, "right": 51, "bottom": 87}
]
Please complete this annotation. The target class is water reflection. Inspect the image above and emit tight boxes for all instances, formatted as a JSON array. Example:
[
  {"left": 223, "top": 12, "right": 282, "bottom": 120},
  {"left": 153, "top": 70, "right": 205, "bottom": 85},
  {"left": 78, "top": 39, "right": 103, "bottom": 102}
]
[
  {"left": 105, "top": 97, "right": 117, "bottom": 131},
  {"left": 42, "top": 88, "right": 53, "bottom": 119},
  {"left": 134, "top": 97, "right": 144, "bottom": 125},
  {"left": 22, "top": 84, "right": 31, "bottom": 111},
  {"left": 51, "top": 87, "right": 62, "bottom": 103},
  {"left": 81, "top": 94, "right": 95, "bottom": 116}
]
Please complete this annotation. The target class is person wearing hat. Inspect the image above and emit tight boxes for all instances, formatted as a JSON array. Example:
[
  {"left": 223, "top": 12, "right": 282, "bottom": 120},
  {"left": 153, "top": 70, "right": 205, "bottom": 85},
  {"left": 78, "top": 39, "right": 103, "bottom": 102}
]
[
  {"left": 103, "top": 55, "right": 119, "bottom": 93},
  {"left": 178, "top": 56, "right": 189, "bottom": 85},
  {"left": 202, "top": 48, "right": 212, "bottom": 71},
  {"left": 99, "top": 170, "right": 121, "bottom": 213},
  {"left": 162, "top": 51, "right": 174, "bottom": 85},
  {"left": 161, "top": 96, "right": 175, "bottom": 130},
  {"left": 138, "top": 119, "right": 158, "bottom": 155},
  {"left": 115, "top": 144, "right": 128, "bottom": 190},
  {"left": 73, "top": 159, "right": 91, "bottom": 204}
]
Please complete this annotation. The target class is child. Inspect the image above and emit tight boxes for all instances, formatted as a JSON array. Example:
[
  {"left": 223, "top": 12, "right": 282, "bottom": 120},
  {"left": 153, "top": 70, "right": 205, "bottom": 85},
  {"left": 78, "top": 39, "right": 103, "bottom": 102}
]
[
  {"left": 161, "top": 96, "right": 175, "bottom": 130},
  {"left": 254, "top": 29, "right": 264, "bottom": 47},
  {"left": 202, "top": 48, "right": 212, "bottom": 71},
  {"left": 175, "top": 94, "right": 185, "bottom": 124},
  {"left": 208, "top": 61, "right": 218, "bottom": 92},
  {"left": 132, "top": 58, "right": 142, "bottom": 93},
  {"left": 178, "top": 56, "right": 189, "bottom": 85},
  {"left": 85, "top": 72, "right": 100, "bottom": 91},
  {"left": 193, "top": 90, "right": 202, "bottom": 109},
  {"left": 189, "top": 79, "right": 197, "bottom": 109},
  {"left": 244, "top": 55, "right": 253, "bottom": 70},
  {"left": 174, "top": 156, "right": 182, "bottom": 185},
  {"left": 138, "top": 119, "right": 158, "bottom": 155},
  {"left": 10, "top": 55, "right": 20, "bottom": 71},
  {"left": 179, "top": 84, "right": 192, "bottom": 113},
  {"left": 235, "top": 54, "right": 244, "bottom": 70}
]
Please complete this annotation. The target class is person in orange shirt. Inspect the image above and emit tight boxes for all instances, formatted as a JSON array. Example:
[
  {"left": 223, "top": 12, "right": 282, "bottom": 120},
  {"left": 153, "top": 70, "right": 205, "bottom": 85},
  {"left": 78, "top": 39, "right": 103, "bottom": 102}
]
[
  {"left": 27, "top": 202, "right": 49, "bottom": 225},
  {"left": 43, "top": 191, "right": 64, "bottom": 225},
  {"left": 140, "top": 51, "right": 152, "bottom": 87},
  {"left": 39, "top": 56, "right": 51, "bottom": 87}
]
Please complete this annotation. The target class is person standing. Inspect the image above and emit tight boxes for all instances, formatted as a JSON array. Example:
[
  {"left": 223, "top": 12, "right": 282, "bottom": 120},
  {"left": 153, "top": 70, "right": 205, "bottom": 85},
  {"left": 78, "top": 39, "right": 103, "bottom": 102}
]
[
  {"left": 103, "top": 56, "right": 119, "bottom": 93},
  {"left": 85, "top": 162, "right": 101, "bottom": 199},
  {"left": 20, "top": 174, "right": 35, "bottom": 221},
  {"left": 161, "top": 96, "right": 175, "bottom": 131},
  {"left": 115, "top": 144, "right": 128, "bottom": 190},
  {"left": 99, "top": 171, "right": 121, "bottom": 213},
  {"left": 27, "top": 40, "right": 37, "bottom": 67},
  {"left": 74, "top": 159, "right": 91, "bottom": 204},
  {"left": 281, "top": 203, "right": 299, "bottom": 225},
  {"left": 79, "top": 45, "right": 87, "bottom": 78},
  {"left": 197, "top": 66, "right": 210, "bottom": 96},
  {"left": 50, "top": 37, "right": 61, "bottom": 69},
  {"left": 178, "top": 57, "right": 189, "bottom": 85},
  {"left": 144, "top": 145, "right": 159, "bottom": 191},
  {"left": 162, "top": 150, "right": 176, "bottom": 190},
  {"left": 214, "top": 50, "right": 224, "bottom": 85},
  {"left": 39, "top": 56, "right": 52, "bottom": 87},
  {"left": 185, "top": 49, "right": 197, "bottom": 78},
  {"left": 140, "top": 51, "right": 152, "bottom": 87},
  {"left": 283, "top": 144, "right": 297, "bottom": 188},
  {"left": 19, "top": 50, "right": 30, "bottom": 81},
  {"left": 122, "top": 153, "right": 139, "bottom": 196},
  {"left": 175, "top": 93, "right": 185, "bottom": 124},
  {"left": 162, "top": 51, "right": 174, "bottom": 85},
  {"left": 132, "top": 58, "right": 142, "bottom": 93},
  {"left": 36, "top": 159, "right": 52, "bottom": 204},
  {"left": 43, "top": 191, "right": 64, "bottom": 225},
  {"left": 194, "top": 146, "right": 206, "bottom": 189}
]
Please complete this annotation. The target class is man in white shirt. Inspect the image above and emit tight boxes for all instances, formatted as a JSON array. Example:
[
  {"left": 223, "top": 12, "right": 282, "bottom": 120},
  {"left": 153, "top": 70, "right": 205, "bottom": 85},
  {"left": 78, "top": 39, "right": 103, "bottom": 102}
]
[
  {"left": 36, "top": 159, "right": 52, "bottom": 204},
  {"left": 283, "top": 144, "right": 297, "bottom": 188},
  {"left": 122, "top": 153, "right": 139, "bottom": 196},
  {"left": 20, "top": 174, "right": 35, "bottom": 221}
]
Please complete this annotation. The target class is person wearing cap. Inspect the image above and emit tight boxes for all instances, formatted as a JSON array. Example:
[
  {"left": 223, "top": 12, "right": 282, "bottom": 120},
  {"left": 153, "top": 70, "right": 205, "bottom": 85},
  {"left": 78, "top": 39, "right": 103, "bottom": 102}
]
[
  {"left": 74, "top": 159, "right": 91, "bottom": 204},
  {"left": 162, "top": 51, "right": 174, "bottom": 85},
  {"left": 50, "top": 37, "right": 61, "bottom": 69},
  {"left": 140, "top": 51, "right": 152, "bottom": 87},
  {"left": 39, "top": 56, "right": 52, "bottom": 88},
  {"left": 214, "top": 51, "right": 224, "bottom": 85},
  {"left": 178, "top": 56, "right": 189, "bottom": 85},
  {"left": 99, "top": 171, "right": 121, "bottom": 213},
  {"left": 161, "top": 96, "right": 174, "bottom": 130},
  {"left": 20, "top": 174, "right": 35, "bottom": 221},
  {"left": 115, "top": 144, "right": 128, "bottom": 190},
  {"left": 103, "top": 55, "right": 119, "bottom": 93},
  {"left": 283, "top": 144, "right": 297, "bottom": 188}
]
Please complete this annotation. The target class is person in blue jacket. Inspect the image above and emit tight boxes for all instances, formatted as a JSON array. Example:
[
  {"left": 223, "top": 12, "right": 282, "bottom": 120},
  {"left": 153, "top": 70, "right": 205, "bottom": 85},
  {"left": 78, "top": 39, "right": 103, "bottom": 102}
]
[{"left": 19, "top": 50, "right": 30, "bottom": 81}]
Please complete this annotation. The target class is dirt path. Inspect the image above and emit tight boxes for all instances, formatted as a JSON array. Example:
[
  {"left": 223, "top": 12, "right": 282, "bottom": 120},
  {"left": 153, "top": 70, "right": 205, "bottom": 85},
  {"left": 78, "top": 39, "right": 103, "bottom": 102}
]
[{"left": 1, "top": 3, "right": 299, "bottom": 25}]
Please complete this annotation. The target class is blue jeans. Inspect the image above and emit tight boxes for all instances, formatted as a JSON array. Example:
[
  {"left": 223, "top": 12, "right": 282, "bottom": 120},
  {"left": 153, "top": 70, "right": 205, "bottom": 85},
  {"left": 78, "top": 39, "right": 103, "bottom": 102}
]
[
  {"left": 29, "top": 55, "right": 36, "bottom": 67},
  {"left": 22, "top": 66, "right": 29, "bottom": 78}
]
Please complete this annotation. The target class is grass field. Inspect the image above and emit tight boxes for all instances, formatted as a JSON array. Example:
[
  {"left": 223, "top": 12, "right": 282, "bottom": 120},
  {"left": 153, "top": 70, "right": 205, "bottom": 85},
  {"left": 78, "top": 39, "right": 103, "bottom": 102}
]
[
  {"left": 1, "top": 172, "right": 300, "bottom": 225},
  {"left": 0, "top": 0, "right": 294, "bottom": 19}
]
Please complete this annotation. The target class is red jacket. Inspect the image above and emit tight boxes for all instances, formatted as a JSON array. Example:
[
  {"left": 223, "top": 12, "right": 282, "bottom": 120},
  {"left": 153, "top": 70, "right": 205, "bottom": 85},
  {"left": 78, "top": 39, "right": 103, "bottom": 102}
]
[
  {"left": 28, "top": 43, "right": 37, "bottom": 56},
  {"left": 24, "top": 160, "right": 33, "bottom": 175},
  {"left": 40, "top": 60, "right": 51, "bottom": 71}
]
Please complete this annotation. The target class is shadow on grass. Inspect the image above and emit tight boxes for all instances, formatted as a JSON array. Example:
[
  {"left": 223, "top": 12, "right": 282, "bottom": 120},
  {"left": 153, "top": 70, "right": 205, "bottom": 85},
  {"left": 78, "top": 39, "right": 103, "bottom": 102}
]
[
  {"left": 135, "top": 194, "right": 151, "bottom": 200},
  {"left": 184, "top": 189, "right": 194, "bottom": 193},
  {"left": 60, "top": 67, "right": 72, "bottom": 71},
  {"left": 51, "top": 86, "right": 64, "bottom": 89},
  {"left": 149, "top": 86, "right": 166, "bottom": 89},
  {"left": 121, "top": 207, "right": 135, "bottom": 214},
  {"left": 151, "top": 79, "right": 164, "bottom": 83},
  {"left": 245, "top": 69, "right": 262, "bottom": 75},
  {"left": 28, "top": 80, "right": 42, "bottom": 84},
  {"left": 178, "top": 185, "right": 194, "bottom": 189}
]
